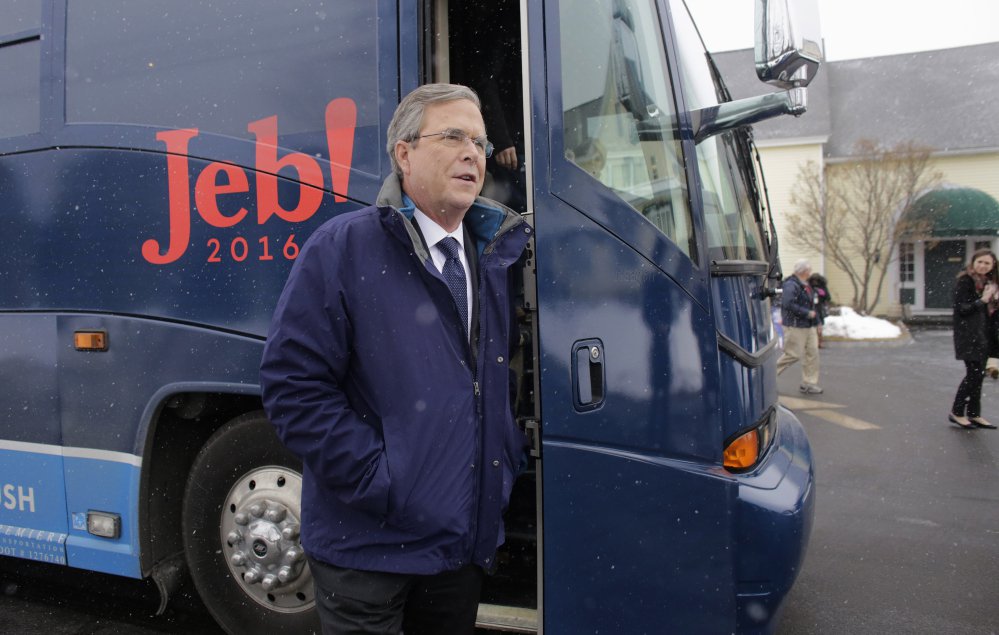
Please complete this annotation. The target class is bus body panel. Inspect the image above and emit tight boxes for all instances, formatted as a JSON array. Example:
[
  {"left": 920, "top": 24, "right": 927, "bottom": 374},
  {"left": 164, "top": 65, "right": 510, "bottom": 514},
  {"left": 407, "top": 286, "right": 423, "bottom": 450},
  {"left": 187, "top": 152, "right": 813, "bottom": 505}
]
[
  {"left": 713, "top": 273, "right": 782, "bottom": 444},
  {"left": 543, "top": 442, "right": 737, "bottom": 633},
  {"left": 0, "top": 0, "right": 815, "bottom": 632},
  {"left": 0, "top": 314, "right": 69, "bottom": 567},
  {"left": 528, "top": 0, "right": 813, "bottom": 631},
  {"left": 0, "top": 310, "right": 275, "bottom": 577},
  {"left": 0, "top": 444, "right": 69, "bottom": 567},
  {"left": 532, "top": 146, "right": 738, "bottom": 634},
  {"left": 63, "top": 454, "right": 142, "bottom": 577},
  {"left": 0, "top": 147, "right": 364, "bottom": 334},
  {"left": 734, "top": 407, "right": 814, "bottom": 631}
]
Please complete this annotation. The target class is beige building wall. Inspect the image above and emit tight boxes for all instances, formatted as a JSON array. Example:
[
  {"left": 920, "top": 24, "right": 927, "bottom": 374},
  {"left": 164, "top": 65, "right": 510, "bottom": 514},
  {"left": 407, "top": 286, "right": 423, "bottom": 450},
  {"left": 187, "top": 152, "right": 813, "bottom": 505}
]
[
  {"left": 759, "top": 146, "right": 999, "bottom": 318},
  {"left": 870, "top": 150, "right": 999, "bottom": 317},
  {"left": 756, "top": 139, "right": 827, "bottom": 278},
  {"left": 934, "top": 152, "right": 999, "bottom": 199}
]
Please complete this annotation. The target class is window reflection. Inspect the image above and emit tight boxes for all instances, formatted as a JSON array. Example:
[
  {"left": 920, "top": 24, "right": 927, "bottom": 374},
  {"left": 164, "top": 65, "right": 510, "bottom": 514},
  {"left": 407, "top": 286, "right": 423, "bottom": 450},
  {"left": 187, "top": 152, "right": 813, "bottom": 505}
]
[
  {"left": 669, "top": 0, "right": 765, "bottom": 262},
  {"left": 0, "top": 0, "right": 42, "bottom": 34},
  {"left": 66, "top": 1, "right": 377, "bottom": 138},
  {"left": 558, "top": 0, "right": 696, "bottom": 260},
  {"left": 0, "top": 0, "right": 42, "bottom": 140}
]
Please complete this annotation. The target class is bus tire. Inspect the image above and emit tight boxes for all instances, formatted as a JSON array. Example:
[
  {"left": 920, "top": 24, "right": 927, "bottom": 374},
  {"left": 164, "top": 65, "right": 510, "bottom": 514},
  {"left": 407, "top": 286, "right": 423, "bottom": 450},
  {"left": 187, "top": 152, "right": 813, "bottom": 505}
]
[{"left": 182, "top": 411, "right": 320, "bottom": 634}]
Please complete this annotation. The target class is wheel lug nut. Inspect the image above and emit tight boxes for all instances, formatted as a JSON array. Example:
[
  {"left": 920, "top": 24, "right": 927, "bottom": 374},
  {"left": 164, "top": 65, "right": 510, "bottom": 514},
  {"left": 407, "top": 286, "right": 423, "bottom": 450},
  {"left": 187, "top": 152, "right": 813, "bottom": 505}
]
[
  {"left": 244, "top": 568, "right": 261, "bottom": 584},
  {"left": 226, "top": 530, "right": 243, "bottom": 546},
  {"left": 249, "top": 504, "right": 264, "bottom": 517},
  {"left": 230, "top": 552, "right": 246, "bottom": 567},
  {"left": 234, "top": 512, "right": 250, "bottom": 526},
  {"left": 285, "top": 547, "right": 304, "bottom": 563},
  {"left": 265, "top": 507, "right": 287, "bottom": 523},
  {"left": 282, "top": 524, "right": 300, "bottom": 541},
  {"left": 261, "top": 574, "right": 279, "bottom": 591},
  {"left": 277, "top": 566, "right": 294, "bottom": 583}
]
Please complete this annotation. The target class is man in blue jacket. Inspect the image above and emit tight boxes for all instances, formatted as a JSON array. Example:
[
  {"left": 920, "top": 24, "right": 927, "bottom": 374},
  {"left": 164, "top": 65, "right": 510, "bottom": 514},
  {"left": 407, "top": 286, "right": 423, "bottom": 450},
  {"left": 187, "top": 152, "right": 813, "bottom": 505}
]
[
  {"left": 260, "top": 83, "right": 531, "bottom": 634},
  {"left": 777, "top": 259, "right": 823, "bottom": 394}
]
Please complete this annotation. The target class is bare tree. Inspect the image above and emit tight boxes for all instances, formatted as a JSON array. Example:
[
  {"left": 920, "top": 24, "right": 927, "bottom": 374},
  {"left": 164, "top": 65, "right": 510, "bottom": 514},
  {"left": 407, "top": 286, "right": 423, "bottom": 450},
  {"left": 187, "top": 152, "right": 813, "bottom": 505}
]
[{"left": 786, "top": 139, "right": 942, "bottom": 314}]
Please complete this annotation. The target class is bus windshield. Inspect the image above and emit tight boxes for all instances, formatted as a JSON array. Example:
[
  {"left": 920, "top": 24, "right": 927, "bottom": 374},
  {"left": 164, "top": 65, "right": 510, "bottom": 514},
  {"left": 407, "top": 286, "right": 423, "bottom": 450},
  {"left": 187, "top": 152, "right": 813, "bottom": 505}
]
[{"left": 670, "top": 0, "right": 766, "bottom": 263}]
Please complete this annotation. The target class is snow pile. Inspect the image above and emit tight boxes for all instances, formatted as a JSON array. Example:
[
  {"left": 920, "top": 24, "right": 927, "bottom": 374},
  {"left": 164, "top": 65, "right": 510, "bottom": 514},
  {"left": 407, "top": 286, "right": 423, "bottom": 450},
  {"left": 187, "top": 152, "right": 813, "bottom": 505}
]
[{"left": 822, "top": 306, "right": 902, "bottom": 340}]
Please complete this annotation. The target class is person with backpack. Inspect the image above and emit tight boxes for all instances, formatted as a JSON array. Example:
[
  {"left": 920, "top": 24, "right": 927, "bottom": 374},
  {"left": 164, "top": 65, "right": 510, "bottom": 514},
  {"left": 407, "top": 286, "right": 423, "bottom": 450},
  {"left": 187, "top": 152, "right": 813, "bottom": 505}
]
[{"left": 778, "top": 260, "right": 823, "bottom": 394}]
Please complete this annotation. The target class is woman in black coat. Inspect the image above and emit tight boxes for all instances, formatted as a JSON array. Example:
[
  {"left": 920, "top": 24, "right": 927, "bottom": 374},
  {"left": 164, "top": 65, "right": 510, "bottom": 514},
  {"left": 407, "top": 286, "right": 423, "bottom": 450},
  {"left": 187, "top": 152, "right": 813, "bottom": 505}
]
[{"left": 950, "top": 248, "right": 999, "bottom": 429}]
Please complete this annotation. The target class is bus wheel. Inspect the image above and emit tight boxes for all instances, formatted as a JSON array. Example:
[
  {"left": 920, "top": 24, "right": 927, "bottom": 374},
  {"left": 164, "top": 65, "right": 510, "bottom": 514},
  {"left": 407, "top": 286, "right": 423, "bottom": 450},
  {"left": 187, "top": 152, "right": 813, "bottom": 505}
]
[{"left": 182, "top": 411, "right": 319, "bottom": 634}]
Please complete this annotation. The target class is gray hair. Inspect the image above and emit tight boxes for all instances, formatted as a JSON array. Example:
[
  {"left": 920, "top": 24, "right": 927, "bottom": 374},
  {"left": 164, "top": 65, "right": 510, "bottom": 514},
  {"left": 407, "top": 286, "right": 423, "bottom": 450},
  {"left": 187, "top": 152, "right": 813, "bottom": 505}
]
[
  {"left": 793, "top": 259, "right": 812, "bottom": 275},
  {"left": 386, "top": 83, "right": 482, "bottom": 178}
]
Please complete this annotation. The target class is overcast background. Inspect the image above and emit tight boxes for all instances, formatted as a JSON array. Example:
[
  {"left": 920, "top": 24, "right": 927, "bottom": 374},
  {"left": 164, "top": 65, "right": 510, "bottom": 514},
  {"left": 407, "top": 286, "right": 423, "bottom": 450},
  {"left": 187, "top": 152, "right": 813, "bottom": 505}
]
[{"left": 686, "top": 0, "right": 999, "bottom": 60}]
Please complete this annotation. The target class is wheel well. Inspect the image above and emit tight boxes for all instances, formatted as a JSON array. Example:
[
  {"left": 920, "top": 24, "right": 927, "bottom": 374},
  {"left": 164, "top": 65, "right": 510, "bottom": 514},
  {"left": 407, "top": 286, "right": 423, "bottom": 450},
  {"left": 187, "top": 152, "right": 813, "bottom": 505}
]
[{"left": 138, "top": 392, "right": 264, "bottom": 574}]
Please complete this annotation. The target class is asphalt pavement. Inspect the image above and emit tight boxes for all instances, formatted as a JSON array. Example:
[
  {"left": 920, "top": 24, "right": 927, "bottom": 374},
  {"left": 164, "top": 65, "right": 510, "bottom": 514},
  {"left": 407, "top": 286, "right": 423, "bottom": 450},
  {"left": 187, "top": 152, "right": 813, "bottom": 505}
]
[{"left": 776, "top": 327, "right": 999, "bottom": 634}]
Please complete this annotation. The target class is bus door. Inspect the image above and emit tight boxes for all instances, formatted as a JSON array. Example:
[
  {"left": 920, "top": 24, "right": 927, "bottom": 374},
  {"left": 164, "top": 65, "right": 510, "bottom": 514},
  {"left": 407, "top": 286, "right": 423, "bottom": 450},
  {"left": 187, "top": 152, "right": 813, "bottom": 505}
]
[{"left": 531, "top": 0, "right": 738, "bottom": 631}]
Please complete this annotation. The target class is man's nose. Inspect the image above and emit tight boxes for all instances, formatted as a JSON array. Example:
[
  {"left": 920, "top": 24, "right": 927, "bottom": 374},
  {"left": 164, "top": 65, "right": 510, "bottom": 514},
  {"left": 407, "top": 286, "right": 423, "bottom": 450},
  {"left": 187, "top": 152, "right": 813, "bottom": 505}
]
[{"left": 459, "top": 139, "right": 478, "bottom": 161}]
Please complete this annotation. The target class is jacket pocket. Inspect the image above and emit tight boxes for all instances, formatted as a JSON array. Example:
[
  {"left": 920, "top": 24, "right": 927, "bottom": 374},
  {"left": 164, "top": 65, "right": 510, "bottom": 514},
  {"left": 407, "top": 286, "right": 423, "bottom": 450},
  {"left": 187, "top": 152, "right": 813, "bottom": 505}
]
[{"left": 382, "top": 416, "right": 476, "bottom": 538}]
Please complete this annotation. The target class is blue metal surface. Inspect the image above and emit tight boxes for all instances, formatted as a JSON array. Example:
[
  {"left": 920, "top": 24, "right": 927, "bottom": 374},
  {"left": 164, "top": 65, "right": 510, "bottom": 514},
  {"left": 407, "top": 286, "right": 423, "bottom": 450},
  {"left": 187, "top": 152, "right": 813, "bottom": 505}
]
[
  {"left": 531, "top": 0, "right": 812, "bottom": 631},
  {"left": 734, "top": 407, "right": 815, "bottom": 632},
  {"left": 1, "top": 0, "right": 396, "bottom": 583},
  {"left": 543, "top": 442, "right": 737, "bottom": 632},
  {"left": 0, "top": 0, "right": 813, "bottom": 630},
  {"left": 0, "top": 313, "right": 276, "bottom": 577},
  {"left": 535, "top": 204, "right": 723, "bottom": 459},
  {"left": 0, "top": 149, "right": 367, "bottom": 334},
  {"left": 0, "top": 444, "right": 69, "bottom": 566},
  {"left": 53, "top": 315, "right": 265, "bottom": 453},
  {"left": 713, "top": 274, "right": 783, "bottom": 443},
  {"left": 534, "top": 167, "right": 736, "bottom": 632},
  {"left": 63, "top": 453, "right": 143, "bottom": 577}
]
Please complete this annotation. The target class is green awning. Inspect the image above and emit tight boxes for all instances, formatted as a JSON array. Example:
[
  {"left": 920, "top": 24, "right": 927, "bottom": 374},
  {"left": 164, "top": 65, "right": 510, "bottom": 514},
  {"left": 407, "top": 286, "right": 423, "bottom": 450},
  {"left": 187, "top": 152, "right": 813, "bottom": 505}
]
[{"left": 907, "top": 188, "right": 999, "bottom": 237}]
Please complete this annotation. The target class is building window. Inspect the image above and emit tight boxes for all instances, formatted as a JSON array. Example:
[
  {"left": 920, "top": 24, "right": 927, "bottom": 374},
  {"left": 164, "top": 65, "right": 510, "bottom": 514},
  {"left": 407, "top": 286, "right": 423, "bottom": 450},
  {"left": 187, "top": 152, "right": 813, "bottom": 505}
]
[
  {"left": 974, "top": 240, "right": 992, "bottom": 252},
  {"left": 899, "top": 242, "right": 915, "bottom": 283}
]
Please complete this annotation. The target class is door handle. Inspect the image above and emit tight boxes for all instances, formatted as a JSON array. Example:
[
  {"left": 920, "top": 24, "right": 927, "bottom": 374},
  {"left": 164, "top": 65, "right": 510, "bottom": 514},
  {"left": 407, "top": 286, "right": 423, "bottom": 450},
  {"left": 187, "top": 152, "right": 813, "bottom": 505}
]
[{"left": 572, "top": 339, "right": 605, "bottom": 411}]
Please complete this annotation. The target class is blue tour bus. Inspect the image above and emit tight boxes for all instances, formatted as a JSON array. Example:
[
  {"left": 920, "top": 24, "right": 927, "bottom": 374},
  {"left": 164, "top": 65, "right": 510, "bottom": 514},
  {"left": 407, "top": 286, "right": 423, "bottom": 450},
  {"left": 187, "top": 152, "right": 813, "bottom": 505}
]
[{"left": 0, "top": 0, "right": 819, "bottom": 632}]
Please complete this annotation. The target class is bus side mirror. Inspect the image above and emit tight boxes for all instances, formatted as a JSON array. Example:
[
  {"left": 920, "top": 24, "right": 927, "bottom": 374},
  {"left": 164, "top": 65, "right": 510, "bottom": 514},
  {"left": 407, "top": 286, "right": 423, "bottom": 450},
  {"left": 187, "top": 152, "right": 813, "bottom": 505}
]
[
  {"left": 754, "top": 0, "right": 823, "bottom": 89},
  {"left": 610, "top": 1, "right": 661, "bottom": 122}
]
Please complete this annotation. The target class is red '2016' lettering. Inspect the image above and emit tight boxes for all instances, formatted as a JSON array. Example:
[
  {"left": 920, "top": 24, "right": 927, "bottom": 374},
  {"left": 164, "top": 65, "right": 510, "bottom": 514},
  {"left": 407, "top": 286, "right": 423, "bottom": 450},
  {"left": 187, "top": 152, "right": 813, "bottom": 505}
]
[
  {"left": 206, "top": 235, "right": 300, "bottom": 263},
  {"left": 142, "top": 97, "right": 357, "bottom": 265}
]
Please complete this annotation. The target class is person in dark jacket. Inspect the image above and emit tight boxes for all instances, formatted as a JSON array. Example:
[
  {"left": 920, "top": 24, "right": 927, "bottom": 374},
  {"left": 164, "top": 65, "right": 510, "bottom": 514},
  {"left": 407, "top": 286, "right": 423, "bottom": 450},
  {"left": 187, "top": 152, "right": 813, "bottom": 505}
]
[
  {"left": 777, "top": 259, "right": 822, "bottom": 394},
  {"left": 807, "top": 272, "right": 832, "bottom": 348},
  {"left": 260, "top": 83, "right": 531, "bottom": 634},
  {"left": 949, "top": 248, "right": 999, "bottom": 429}
]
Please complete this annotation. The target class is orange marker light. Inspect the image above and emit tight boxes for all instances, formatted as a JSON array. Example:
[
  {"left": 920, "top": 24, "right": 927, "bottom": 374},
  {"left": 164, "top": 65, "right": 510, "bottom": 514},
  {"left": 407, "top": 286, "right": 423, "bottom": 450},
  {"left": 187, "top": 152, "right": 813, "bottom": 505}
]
[
  {"left": 723, "top": 428, "right": 760, "bottom": 470},
  {"left": 74, "top": 330, "right": 108, "bottom": 351}
]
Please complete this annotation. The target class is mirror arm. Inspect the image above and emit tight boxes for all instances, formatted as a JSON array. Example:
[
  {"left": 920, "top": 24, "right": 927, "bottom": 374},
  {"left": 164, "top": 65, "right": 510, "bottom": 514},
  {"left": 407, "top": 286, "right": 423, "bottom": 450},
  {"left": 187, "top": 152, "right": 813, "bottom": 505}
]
[{"left": 692, "top": 87, "right": 807, "bottom": 143}]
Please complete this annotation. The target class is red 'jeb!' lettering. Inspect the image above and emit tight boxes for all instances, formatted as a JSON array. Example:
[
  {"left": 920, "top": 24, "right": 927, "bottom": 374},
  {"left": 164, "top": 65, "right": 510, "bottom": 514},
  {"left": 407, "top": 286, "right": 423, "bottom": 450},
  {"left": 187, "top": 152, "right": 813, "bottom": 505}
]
[{"left": 142, "top": 97, "right": 357, "bottom": 265}]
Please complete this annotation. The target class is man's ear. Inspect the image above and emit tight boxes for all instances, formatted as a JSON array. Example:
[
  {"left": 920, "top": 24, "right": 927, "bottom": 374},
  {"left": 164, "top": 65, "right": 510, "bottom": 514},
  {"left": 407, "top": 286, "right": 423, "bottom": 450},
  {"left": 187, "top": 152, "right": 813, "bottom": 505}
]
[{"left": 394, "top": 140, "right": 411, "bottom": 175}]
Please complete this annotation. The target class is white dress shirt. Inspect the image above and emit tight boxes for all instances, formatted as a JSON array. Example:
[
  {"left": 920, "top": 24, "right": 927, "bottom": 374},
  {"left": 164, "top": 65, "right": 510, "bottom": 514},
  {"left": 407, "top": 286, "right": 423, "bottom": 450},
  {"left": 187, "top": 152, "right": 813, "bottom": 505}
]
[{"left": 413, "top": 209, "right": 473, "bottom": 338}]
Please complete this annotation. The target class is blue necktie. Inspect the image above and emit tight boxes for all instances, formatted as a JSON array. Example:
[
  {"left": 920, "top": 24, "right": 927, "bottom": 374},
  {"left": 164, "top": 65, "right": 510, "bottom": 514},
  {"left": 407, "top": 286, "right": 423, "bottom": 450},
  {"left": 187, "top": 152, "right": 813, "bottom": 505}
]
[{"left": 437, "top": 237, "right": 469, "bottom": 336}]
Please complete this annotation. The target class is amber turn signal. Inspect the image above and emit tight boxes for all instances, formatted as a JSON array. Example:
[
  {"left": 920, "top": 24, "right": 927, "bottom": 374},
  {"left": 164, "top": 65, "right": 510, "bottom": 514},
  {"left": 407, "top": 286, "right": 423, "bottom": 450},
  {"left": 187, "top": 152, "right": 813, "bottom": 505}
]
[
  {"left": 723, "top": 428, "right": 759, "bottom": 470},
  {"left": 74, "top": 330, "right": 108, "bottom": 351}
]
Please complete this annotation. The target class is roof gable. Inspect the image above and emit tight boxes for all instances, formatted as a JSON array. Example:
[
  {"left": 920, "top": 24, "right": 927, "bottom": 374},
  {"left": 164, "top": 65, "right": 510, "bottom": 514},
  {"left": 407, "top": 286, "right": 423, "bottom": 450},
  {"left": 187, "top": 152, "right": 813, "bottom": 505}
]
[{"left": 711, "top": 42, "right": 999, "bottom": 157}]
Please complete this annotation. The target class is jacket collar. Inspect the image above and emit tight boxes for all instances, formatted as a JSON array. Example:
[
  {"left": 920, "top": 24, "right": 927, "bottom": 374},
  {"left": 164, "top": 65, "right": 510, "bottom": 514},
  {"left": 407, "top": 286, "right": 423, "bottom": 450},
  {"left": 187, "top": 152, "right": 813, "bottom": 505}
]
[{"left": 375, "top": 173, "right": 523, "bottom": 259}]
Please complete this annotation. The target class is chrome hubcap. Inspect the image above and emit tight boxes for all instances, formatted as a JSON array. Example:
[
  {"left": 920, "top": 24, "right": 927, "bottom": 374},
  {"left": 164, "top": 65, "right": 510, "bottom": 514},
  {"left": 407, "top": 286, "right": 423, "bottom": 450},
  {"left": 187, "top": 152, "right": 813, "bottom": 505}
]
[{"left": 221, "top": 466, "right": 313, "bottom": 613}]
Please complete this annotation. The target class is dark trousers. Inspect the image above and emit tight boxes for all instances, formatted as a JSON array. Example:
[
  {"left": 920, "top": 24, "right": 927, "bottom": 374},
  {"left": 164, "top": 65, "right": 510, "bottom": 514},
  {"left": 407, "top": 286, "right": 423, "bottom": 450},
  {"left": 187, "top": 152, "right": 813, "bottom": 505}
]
[
  {"left": 953, "top": 359, "right": 987, "bottom": 417},
  {"left": 308, "top": 557, "right": 483, "bottom": 635}
]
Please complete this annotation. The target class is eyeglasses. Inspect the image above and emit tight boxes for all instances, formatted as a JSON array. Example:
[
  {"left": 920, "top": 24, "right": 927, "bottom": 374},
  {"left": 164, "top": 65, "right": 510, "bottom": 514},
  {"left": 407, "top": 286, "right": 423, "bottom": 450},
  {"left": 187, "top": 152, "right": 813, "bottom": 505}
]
[{"left": 414, "top": 128, "right": 494, "bottom": 158}]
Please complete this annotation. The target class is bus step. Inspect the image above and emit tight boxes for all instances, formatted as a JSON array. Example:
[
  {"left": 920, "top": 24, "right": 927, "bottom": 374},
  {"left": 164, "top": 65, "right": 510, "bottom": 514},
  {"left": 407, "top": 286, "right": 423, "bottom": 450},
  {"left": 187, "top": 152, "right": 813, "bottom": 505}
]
[{"left": 475, "top": 603, "right": 538, "bottom": 633}]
